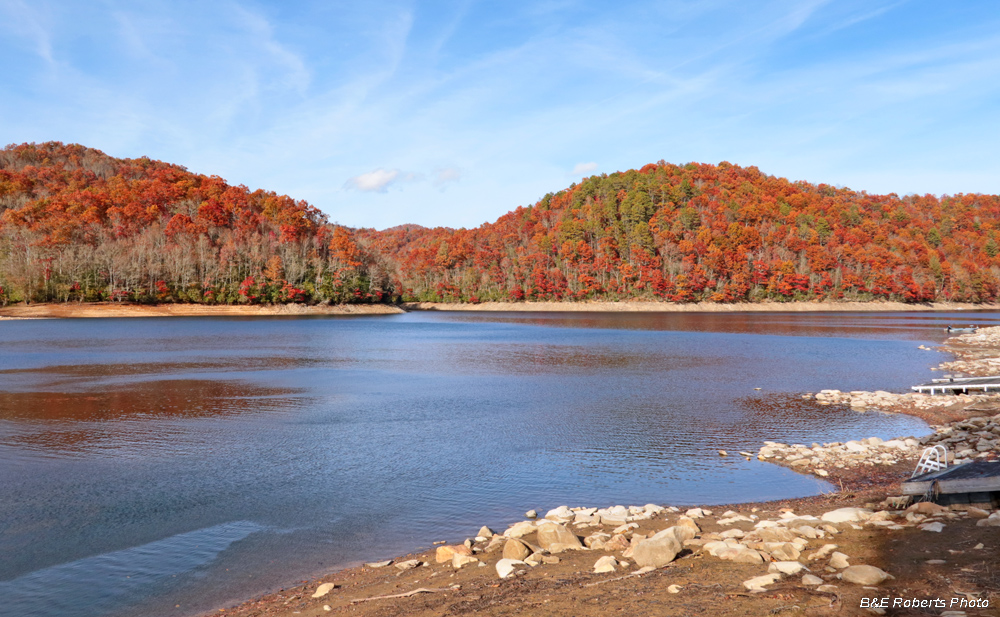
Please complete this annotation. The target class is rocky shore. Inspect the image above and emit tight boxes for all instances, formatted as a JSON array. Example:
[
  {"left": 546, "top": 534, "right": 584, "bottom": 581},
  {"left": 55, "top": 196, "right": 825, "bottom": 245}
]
[{"left": 206, "top": 327, "right": 1000, "bottom": 617}]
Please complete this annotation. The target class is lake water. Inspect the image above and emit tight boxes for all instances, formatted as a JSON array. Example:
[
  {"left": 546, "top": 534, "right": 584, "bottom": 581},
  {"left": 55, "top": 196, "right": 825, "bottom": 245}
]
[{"left": 0, "top": 310, "right": 996, "bottom": 617}]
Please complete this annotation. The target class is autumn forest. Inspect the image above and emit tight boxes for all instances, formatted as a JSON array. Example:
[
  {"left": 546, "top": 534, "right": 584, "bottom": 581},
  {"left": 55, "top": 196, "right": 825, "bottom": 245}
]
[{"left": 2, "top": 141, "right": 999, "bottom": 307}]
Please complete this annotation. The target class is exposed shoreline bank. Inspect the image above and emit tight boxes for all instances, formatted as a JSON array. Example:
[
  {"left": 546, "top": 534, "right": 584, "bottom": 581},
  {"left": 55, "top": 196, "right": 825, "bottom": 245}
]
[
  {"left": 0, "top": 302, "right": 404, "bottom": 319},
  {"left": 202, "top": 327, "right": 1000, "bottom": 617},
  {"left": 404, "top": 300, "right": 998, "bottom": 312}
]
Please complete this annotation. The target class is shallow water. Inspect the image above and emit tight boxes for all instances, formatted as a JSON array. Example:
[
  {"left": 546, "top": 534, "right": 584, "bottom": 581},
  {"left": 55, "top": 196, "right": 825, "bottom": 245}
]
[{"left": 0, "top": 310, "right": 995, "bottom": 617}]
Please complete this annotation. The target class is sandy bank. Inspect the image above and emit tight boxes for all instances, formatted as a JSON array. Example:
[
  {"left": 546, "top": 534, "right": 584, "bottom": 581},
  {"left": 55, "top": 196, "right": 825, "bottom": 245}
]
[
  {"left": 404, "top": 300, "right": 997, "bottom": 312},
  {"left": 0, "top": 302, "right": 404, "bottom": 319}
]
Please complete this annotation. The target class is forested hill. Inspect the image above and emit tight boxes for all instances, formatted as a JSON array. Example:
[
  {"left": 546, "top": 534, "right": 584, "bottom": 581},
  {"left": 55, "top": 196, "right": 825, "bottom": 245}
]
[
  {"left": 0, "top": 142, "right": 391, "bottom": 304},
  {"left": 2, "top": 142, "right": 1000, "bottom": 306},
  {"left": 363, "top": 161, "right": 1000, "bottom": 304}
]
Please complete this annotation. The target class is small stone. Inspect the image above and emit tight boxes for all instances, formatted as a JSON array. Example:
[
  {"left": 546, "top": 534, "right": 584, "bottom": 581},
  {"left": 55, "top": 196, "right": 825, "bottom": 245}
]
[
  {"left": 667, "top": 584, "right": 682, "bottom": 593},
  {"left": 503, "top": 539, "right": 531, "bottom": 561},
  {"left": 394, "top": 559, "right": 420, "bottom": 570},
  {"left": 925, "top": 559, "right": 947, "bottom": 565},
  {"left": 477, "top": 526, "right": 495, "bottom": 538},
  {"left": 496, "top": 558, "right": 526, "bottom": 579},
  {"left": 841, "top": 565, "right": 891, "bottom": 585},
  {"left": 525, "top": 510, "right": 537, "bottom": 518},
  {"left": 436, "top": 544, "right": 472, "bottom": 563},
  {"left": 829, "top": 552, "right": 850, "bottom": 569},
  {"left": 311, "top": 583, "right": 336, "bottom": 598},
  {"left": 816, "top": 584, "right": 839, "bottom": 593},
  {"left": 593, "top": 555, "right": 618, "bottom": 573},
  {"left": 365, "top": 559, "right": 392, "bottom": 568},
  {"left": 452, "top": 553, "right": 479, "bottom": 568},
  {"left": 769, "top": 561, "right": 807, "bottom": 575},
  {"left": 802, "top": 574, "right": 824, "bottom": 585},
  {"left": 718, "top": 450, "right": 728, "bottom": 456},
  {"left": 743, "top": 573, "right": 782, "bottom": 591},
  {"left": 541, "top": 555, "right": 560, "bottom": 564},
  {"left": 919, "top": 522, "right": 945, "bottom": 532},
  {"left": 821, "top": 508, "right": 873, "bottom": 523},
  {"left": 323, "top": 605, "right": 331, "bottom": 612}
]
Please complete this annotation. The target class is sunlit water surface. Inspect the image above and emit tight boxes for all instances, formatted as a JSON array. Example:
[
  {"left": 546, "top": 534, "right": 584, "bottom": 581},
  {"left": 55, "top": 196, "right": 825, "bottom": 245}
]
[{"left": 2, "top": 310, "right": 997, "bottom": 617}]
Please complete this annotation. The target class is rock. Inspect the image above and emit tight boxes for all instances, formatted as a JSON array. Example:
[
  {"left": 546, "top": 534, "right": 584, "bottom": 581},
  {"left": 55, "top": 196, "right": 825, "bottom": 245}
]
[
  {"left": 667, "top": 584, "right": 682, "bottom": 593},
  {"left": 584, "top": 532, "right": 611, "bottom": 549},
  {"left": 975, "top": 516, "right": 1000, "bottom": 527},
  {"left": 525, "top": 510, "right": 537, "bottom": 518},
  {"left": 452, "top": 553, "right": 479, "bottom": 568},
  {"left": 906, "top": 502, "right": 949, "bottom": 515},
  {"left": 394, "top": 559, "right": 420, "bottom": 570},
  {"left": 919, "top": 522, "right": 945, "bottom": 532},
  {"left": 685, "top": 508, "right": 710, "bottom": 518},
  {"left": 436, "top": 544, "right": 472, "bottom": 563},
  {"left": 765, "top": 542, "right": 801, "bottom": 561},
  {"left": 841, "top": 565, "right": 891, "bottom": 585},
  {"left": 802, "top": 574, "right": 824, "bottom": 585},
  {"left": 604, "top": 534, "right": 630, "bottom": 552},
  {"left": 312, "top": 583, "right": 336, "bottom": 598},
  {"left": 743, "top": 573, "right": 782, "bottom": 591},
  {"left": 631, "top": 532, "right": 682, "bottom": 568},
  {"left": 769, "top": 561, "right": 808, "bottom": 575},
  {"left": 503, "top": 539, "right": 531, "bottom": 561},
  {"left": 496, "top": 558, "right": 526, "bottom": 579},
  {"left": 484, "top": 535, "right": 506, "bottom": 552},
  {"left": 676, "top": 516, "right": 701, "bottom": 535},
  {"left": 829, "top": 552, "right": 850, "bottom": 569},
  {"left": 718, "top": 547, "right": 765, "bottom": 564},
  {"left": 477, "top": 526, "right": 495, "bottom": 538},
  {"left": 816, "top": 584, "right": 839, "bottom": 593},
  {"left": 966, "top": 507, "right": 990, "bottom": 519},
  {"left": 821, "top": 507, "right": 873, "bottom": 523},
  {"left": 365, "top": 560, "right": 392, "bottom": 568},
  {"left": 807, "top": 544, "right": 838, "bottom": 561},
  {"left": 505, "top": 521, "right": 537, "bottom": 538},
  {"left": 545, "top": 505, "right": 574, "bottom": 522},
  {"left": 536, "top": 522, "right": 583, "bottom": 550},
  {"left": 593, "top": 555, "right": 618, "bottom": 573},
  {"left": 718, "top": 450, "right": 728, "bottom": 456},
  {"left": 758, "top": 527, "right": 797, "bottom": 543}
]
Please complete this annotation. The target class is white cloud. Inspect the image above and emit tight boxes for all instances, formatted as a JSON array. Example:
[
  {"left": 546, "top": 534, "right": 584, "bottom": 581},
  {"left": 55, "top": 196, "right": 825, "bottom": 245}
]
[
  {"left": 344, "top": 168, "right": 401, "bottom": 192},
  {"left": 572, "top": 162, "right": 598, "bottom": 175},
  {"left": 433, "top": 167, "right": 462, "bottom": 189}
]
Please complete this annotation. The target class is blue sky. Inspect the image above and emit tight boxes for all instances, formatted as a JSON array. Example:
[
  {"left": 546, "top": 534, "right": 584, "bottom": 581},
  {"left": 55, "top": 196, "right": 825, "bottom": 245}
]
[{"left": 2, "top": 1, "right": 999, "bottom": 230}]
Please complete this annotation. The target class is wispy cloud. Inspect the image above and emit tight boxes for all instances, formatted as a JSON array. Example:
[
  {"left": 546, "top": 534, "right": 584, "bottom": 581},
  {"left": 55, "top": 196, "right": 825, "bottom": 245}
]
[
  {"left": 572, "top": 162, "right": 598, "bottom": 176},
  {"left": 433, "top": 167, "right": 462, "bottom": 189}
]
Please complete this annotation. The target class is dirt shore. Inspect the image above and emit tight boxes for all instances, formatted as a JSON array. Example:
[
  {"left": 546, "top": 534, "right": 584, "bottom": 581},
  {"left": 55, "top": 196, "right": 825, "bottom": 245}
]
[
  {"left": 202, "top": 325, "right": 995, "bottom": 617},
  {"left": 404, "top": 300, "right": 998, "bottom": 313},
  {"left": 0, "top": 302, "right": 404, "bottom": 319}
]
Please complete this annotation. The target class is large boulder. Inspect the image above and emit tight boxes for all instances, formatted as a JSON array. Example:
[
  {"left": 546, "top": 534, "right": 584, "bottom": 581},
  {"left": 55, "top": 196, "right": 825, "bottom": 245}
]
[
  {"left": 535, "top": 522, "right": 583, "bottom": 551},
  {"left": 504, "top": 521, "right": 537, "bottom": 538},
  {"left": 631, "top": 531, "right": 682, "bottom": 568}
]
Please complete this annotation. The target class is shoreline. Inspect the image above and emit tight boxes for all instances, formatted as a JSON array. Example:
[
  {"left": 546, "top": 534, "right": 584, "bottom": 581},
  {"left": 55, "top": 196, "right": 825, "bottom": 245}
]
[
  {"left": 404, "top": 300, "right": 999, "bottom": 312},
  {"left": 202, "top": 328, "right": 1000, "bottom": 617},
  {"left": 0, "top": 302, "right": 404, "bottom": 319}
]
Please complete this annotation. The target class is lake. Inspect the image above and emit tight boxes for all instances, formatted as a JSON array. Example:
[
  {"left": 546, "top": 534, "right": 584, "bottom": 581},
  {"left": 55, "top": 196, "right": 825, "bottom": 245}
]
[{"left": 0, "top": 309, "right": 993, "bottom": 617}]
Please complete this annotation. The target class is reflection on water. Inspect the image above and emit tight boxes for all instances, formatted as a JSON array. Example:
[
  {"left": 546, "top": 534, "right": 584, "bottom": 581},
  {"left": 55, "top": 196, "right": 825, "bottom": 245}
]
[{"left": 0, "top": 310, "right": 987, "bottom": 617}]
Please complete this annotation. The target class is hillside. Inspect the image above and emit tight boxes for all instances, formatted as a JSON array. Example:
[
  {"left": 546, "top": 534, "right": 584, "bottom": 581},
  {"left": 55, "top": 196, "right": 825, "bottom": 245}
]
[
  {"left": 0, "top": 142, "right": 390, "bottom": 305},
  {"left": 364, "top": 161, "right": 1000, "bottom": 304},
  {"left": 2, "top": 143, "right": 1000, "bottom": 306}
]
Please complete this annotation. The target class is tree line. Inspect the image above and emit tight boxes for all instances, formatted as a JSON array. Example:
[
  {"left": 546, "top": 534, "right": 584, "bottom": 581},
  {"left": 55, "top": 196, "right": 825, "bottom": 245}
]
[{"left": 2, "top": 142, "right": 999, "bottom": 306}]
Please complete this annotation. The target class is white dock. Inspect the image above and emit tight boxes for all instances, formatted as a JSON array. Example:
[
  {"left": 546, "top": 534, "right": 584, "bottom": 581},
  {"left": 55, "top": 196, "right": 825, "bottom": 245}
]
[{"left": 911, "top": 376, "right": 1000, "bottom": 395}]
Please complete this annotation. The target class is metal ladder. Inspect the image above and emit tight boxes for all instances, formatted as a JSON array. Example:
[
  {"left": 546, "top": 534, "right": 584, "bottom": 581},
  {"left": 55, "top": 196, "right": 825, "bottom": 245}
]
[{"left": 912, "top": 445, "right": 948, "bottom": 478}]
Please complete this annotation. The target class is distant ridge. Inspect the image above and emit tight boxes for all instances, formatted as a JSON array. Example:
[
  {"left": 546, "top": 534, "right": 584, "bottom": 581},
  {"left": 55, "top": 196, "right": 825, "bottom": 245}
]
[{"left": 2, "top": 142, "right": 999, "bottom": 306}]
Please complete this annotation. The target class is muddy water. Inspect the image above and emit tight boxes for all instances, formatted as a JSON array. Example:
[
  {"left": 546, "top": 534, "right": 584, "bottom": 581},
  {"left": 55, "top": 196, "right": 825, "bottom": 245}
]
[{"left": 1, "top": 310, "right": 993, "bottom": 617}]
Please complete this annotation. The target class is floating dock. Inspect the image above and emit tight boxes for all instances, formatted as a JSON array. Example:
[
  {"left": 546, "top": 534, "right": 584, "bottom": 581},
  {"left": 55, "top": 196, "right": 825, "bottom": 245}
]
[
  {"left": 902, "top": 461, "right": 1000, "bottom": 508},
  {"left": 911, "top": 376, "right": 1000, "bottom": 395}
]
